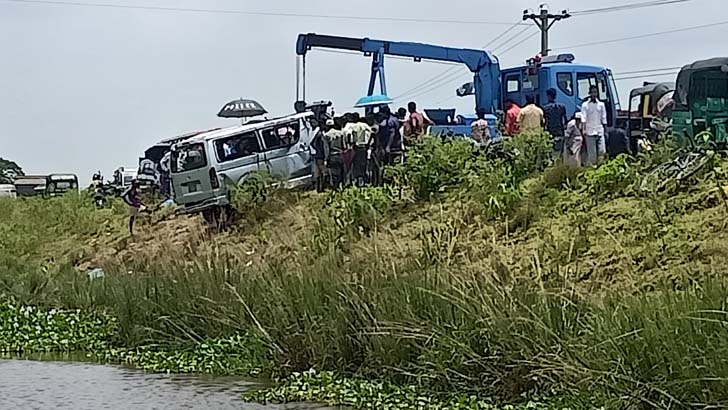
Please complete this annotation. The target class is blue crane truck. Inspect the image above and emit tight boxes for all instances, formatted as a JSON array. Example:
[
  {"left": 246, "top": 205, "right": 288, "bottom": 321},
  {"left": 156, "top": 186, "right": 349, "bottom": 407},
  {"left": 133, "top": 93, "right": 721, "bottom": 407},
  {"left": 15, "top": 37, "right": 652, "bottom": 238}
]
[{"left": 295, "top": 33, "right": 621, "bottom": 138}]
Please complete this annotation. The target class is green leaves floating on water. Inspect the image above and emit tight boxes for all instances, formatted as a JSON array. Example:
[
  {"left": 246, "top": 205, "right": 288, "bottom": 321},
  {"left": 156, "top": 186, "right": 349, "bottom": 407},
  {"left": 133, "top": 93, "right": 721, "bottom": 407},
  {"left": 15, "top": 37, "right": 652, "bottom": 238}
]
[
  {"left": 244, "top": 369, "right": 561, "bottom": 410},
  {"left": 0, "top": 303, "right": 115, "bottom": 353}
]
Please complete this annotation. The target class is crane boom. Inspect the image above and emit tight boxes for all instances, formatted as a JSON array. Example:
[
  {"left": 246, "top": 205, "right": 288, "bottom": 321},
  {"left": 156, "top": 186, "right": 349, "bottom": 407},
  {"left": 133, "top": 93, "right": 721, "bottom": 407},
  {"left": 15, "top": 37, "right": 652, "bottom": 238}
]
[{"left": 296, "top": 33, "right": 501, "bottom": 113}]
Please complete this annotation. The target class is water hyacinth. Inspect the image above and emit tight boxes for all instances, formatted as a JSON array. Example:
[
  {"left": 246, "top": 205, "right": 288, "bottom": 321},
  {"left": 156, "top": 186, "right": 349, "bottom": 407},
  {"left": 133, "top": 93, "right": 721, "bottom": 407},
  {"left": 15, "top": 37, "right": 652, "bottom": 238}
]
[{"left": 0, "top": 303, "right": 116, "bottom": 353}]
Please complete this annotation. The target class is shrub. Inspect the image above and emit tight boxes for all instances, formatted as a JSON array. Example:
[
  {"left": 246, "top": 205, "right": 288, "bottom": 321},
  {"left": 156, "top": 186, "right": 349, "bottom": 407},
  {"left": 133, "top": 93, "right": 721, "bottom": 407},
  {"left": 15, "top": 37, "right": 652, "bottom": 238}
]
[
  {"left": 461, "top": 157, "right": 523, "bottom": 220},
  {"left": 326, "top": 186, "right": 397, "bottom": 235},
  {"left": 230, "top": 171, "right": 285, "bottom": 225},
  {"left": 502, "top": 131, "right": 553, "bottom": 183},
  {"left": 581, "top": 154, "right": 636, "bottom": 198},
  {"left": 391, "top": 137, "right": 477, "bottom": 200},
  {"left": 543, "top": 163, "right": 583, "bottom": 190}
]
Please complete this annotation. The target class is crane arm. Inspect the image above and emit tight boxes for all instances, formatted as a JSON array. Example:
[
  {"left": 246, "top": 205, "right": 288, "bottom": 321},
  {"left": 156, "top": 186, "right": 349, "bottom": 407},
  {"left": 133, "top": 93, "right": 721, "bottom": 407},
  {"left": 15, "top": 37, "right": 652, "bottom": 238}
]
[{"left": 296, "top": 33, "right": 501, "bottom": 113}]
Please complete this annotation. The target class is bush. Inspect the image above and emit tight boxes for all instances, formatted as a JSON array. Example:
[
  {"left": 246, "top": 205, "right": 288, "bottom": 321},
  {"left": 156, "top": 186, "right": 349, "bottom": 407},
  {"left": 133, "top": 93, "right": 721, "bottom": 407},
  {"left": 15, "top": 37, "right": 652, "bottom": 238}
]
[
  {"left": 543, "top": 163, "right": 583, "bottom": 190},
  {"left": 390, "top": 137, "right": 477, "bottom": 200},
  {"left": 230, "top": 171, "right": 285, "bottom": 225},
  {"left": 502, "top": 131, "right": 553, "bottom": 183},
  {"left": 581, "top": 154, "right": 636, "bottom": 198},
  {"left": 326, "top": 186, "right": 397, "bottom": 235},
  {"left": 461, "top": 157, "right": 524, "bottom": 220}
]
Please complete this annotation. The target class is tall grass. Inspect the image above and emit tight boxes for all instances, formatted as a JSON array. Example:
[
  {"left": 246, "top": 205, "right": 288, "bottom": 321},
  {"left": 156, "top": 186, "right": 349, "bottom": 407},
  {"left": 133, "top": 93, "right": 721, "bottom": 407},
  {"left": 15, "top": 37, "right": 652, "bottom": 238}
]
[{"left": 3, "top": 134, "right": 728, "bottom": 408}]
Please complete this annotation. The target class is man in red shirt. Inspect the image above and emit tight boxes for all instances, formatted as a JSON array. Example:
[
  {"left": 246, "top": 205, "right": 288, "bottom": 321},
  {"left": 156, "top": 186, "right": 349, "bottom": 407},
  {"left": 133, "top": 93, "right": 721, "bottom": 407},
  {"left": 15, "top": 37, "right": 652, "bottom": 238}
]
[
  {"left": 403, "top": 101, "right": 432, "bottom": 146},
  {"left": 505, "top": 99, "right": 521, "bottom": 136}
]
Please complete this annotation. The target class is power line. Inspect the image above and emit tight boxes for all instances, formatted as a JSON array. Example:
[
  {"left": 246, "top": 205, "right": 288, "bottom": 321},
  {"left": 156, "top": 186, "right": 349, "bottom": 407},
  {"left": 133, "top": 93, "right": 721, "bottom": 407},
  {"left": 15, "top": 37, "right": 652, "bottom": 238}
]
[
  {"left": 391, "top": 20, "right": 525, "bottom": 102},
  {"left": 571, "top": 0, "right": 693, "bottom": 16},
  {"left": 415, "top": 31, "right": 539, "bottom": 104},
  {"left": 414, "top": 0, "right": 701, "bottom": 102},
  {"left": 614, "top": 72, "right": 678, "bottom": 81},
  {"left": 615, "top": 67, "right": 682, "bottom": 75},
  {"left": 0, "top": 0, "right": 525, "bottom": 25},
  {"left": 489, "top": 25, "right": 534, "bottom": 57},
  {"left": 393, "top": 25, "right": 535, "bottom": 103},
  {"left": 495, "top": 31, "right": 539, "bottom": 56},
  {"left": 557, "top": 20, "right": 728, "bottom": 50}
]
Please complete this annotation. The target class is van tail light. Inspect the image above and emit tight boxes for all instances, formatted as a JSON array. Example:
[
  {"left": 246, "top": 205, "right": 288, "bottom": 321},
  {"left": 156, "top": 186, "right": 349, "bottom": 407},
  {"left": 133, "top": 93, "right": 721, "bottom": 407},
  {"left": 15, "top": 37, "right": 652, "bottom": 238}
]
[{"left": 209, "top": 168, "right": 220, "bottom": 189}]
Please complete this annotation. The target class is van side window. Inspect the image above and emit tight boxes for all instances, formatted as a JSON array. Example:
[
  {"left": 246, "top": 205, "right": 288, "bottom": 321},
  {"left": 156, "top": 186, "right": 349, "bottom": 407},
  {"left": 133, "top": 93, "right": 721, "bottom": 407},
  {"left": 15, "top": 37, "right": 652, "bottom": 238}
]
[
  {"left": 557, "top": 73, "right": 573, "bottom": 96},
  {"left": 261, "top": 120, "right": 301, "bottom": 150},
  {"left": 215, "top": 131, "right": 261, "bottom": 163},
  {"left": 506, "top": 75, "right": 520, "bottom": 93}
]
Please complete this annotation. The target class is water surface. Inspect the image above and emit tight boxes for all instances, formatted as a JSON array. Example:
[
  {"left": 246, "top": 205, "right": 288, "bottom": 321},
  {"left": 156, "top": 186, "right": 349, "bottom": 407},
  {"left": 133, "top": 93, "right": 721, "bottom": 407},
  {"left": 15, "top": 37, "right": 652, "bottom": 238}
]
[{"left": 0, "top": 358, "right": 334, "bottom": 410}]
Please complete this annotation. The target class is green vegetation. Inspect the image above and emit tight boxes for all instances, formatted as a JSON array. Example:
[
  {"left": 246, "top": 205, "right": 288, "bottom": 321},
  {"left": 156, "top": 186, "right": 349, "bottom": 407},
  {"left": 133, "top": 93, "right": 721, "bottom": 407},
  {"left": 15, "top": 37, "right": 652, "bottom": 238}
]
[
  {"left": 0, "top": 157, "right": 23, "bottom": 184},
  {"left": 2, "top": 132, "right": 728, "bottom": 409},
  {"left": 0, "top": 303, "right": 115, "bottom": 353},
  {"left": 244, "top": 369, "right": 565, "bottom": 410}
]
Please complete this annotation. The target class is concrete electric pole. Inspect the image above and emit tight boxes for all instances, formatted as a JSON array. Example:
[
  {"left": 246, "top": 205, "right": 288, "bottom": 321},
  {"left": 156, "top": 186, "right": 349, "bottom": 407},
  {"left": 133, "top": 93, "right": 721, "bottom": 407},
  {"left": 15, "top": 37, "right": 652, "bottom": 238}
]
[{"left": 522, "top": 5, "right": 571, "bottom": 57}]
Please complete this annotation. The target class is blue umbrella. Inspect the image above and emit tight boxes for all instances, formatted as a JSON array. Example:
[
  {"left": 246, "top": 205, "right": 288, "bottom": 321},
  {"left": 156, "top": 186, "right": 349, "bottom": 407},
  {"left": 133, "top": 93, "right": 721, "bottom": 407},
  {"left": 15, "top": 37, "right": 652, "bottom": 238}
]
[{"left": 354, "top": 94, "right": 393, "bottom": 108}]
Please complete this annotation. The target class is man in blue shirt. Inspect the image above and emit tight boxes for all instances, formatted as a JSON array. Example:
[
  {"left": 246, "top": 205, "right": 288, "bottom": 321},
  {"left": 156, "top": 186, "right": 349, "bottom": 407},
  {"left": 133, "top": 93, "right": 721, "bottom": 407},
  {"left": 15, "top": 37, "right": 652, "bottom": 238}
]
[{"left": 543, "top": 88, "right": 568, "bottom": 157}]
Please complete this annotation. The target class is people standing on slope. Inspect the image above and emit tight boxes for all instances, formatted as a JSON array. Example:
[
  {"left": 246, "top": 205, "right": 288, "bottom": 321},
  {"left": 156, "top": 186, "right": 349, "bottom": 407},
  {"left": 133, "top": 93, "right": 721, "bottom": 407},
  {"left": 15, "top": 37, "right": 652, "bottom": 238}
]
[
  {"left": 543, "top": 88, "right": 568, "bottom": 157},
  {"left": 403, "top": 101, "right": 432, "bottom": 146},
  {"left": 517, "top": 95, "right": 544, "bottom": 134},
  {"left": 564, "top": 113, "right": 584, "bottom": 167},
  {"left": 581, "top": 85, "right": 608, "bottom": 167},
  {"left": 310, "top": 118, "right": 329, "bottom": 192},
  {"left": 324, "top": 118, "right": 347, "bottom": 189},
  {"left": 121, "top": 179, "right": 144, "bottom": 237},
  {"left": 471, "top": 109, "right": 491, "bottom": 147},
  {"left": 504, "top": 99, "right": 521, "bottom": 136},
  {"left": 343, "top": 113, "right": 373, "bottom": 186}
]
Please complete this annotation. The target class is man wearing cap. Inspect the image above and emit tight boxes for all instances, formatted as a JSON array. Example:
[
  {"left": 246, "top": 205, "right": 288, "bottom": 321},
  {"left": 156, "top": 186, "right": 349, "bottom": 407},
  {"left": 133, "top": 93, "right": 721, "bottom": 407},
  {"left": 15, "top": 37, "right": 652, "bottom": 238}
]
[{"left": 564, "top": 113, "right": 584, "bottom": 167}]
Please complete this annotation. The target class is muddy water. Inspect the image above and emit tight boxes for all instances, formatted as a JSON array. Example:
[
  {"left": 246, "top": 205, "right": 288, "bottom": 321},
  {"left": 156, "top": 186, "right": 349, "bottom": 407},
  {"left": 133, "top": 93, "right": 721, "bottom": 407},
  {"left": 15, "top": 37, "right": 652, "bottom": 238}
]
[{"left": 0, "top": 358, "right": 334, "bottom": 410}]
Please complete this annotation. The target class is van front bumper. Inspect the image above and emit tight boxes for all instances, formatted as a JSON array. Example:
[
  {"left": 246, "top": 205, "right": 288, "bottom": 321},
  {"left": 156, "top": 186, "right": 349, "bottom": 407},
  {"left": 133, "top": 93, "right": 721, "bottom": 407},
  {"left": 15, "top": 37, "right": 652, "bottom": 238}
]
[{"left": 178, "top": 195, "right": 230, "bottom": 214}]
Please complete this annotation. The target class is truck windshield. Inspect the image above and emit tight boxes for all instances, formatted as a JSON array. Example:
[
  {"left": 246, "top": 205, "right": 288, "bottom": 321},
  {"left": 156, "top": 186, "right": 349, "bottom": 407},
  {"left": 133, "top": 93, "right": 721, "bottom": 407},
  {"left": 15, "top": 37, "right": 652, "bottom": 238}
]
[
  {"left": 690, "top": 70, "right": 728, "bottom": 100},
  {"left": 607, "top": 71, "right": 621, "bottom": 110},
  {"left": 48, "top": 181, "right": 77, "bottom": 191},
  {"left": 172, "top": 143, "right": 207, "bottom": 172}
]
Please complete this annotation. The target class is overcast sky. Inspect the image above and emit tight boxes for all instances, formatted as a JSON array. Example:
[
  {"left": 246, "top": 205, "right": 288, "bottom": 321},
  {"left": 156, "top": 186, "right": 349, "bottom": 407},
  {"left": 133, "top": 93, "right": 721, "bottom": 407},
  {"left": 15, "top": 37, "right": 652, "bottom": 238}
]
[{"left": 1, "top": 0, "right": 726, "bottom": 182}]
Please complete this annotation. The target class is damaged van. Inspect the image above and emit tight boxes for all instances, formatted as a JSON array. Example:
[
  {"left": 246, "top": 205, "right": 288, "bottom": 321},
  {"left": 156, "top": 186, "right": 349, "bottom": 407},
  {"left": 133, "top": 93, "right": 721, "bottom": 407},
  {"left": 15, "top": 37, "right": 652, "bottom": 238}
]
[{"left": 170, "top": 111, "right": 316, "bottom": 214}]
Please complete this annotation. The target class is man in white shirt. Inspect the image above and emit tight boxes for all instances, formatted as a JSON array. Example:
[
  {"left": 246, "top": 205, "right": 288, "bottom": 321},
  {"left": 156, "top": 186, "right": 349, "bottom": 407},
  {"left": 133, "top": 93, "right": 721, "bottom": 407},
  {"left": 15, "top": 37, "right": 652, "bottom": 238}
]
[{"left": 581, "top": 85, "right": 607, "bottom": 167}]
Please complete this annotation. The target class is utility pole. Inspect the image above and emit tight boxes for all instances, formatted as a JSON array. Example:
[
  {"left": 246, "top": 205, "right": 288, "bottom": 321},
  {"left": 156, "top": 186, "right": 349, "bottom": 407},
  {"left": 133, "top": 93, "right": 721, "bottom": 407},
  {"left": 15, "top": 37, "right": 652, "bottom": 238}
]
[{"left": 522, "top": 5, "right": 571, "bottom": 57}]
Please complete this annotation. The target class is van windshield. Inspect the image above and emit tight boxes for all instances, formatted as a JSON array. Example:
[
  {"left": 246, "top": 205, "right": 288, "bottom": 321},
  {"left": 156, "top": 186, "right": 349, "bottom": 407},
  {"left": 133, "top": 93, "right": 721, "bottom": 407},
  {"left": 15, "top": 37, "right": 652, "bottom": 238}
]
[{"left": 172, "top": 143, "right": 207, "bottom": 172}]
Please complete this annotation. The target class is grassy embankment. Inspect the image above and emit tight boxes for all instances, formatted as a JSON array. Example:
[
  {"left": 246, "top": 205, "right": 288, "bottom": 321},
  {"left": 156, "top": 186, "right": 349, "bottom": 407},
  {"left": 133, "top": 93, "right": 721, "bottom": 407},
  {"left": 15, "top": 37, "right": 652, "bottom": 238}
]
[{"left": 2, "top": 133, "right": 728, "bottom": 409}]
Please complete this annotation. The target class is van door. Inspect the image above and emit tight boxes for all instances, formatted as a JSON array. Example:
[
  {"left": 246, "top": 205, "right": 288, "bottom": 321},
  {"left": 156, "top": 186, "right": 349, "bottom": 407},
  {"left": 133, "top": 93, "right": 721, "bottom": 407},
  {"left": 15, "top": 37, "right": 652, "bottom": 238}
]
[
  {"left": 171, "top": 141, "right": 214, "bottom": 205},
  {"left": 259, "top": 118, "right": 312, "bottom": 182}
]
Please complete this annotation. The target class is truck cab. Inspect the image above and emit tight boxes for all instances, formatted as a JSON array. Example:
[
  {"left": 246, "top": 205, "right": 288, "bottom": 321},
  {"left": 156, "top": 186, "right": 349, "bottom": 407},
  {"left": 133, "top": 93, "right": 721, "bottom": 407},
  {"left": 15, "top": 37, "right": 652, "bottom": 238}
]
[
  {"left": 45, "top": 174, "right": 79, "bottom": 197},
  {"left": 500, "top": 54, "right": 620, "bottom": 127}
]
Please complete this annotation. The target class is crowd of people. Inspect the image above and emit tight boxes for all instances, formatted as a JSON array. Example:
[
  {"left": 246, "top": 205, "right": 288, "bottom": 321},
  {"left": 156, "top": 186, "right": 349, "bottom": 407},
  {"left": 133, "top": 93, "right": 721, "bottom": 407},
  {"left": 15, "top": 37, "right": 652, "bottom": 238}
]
[
  {"left": 310, "top": 101, "right": 432, "bottom": 191},
  {"left": 311, "top": 84, "right": 613, "bottom": 192},
  {"left": 503, "top": 85, "right": 609, "bottom": 168}
]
